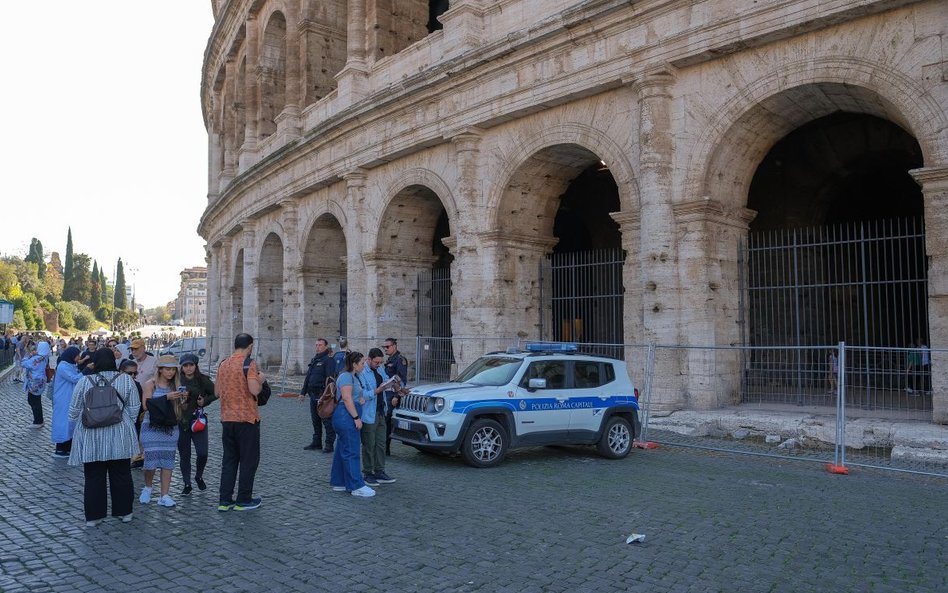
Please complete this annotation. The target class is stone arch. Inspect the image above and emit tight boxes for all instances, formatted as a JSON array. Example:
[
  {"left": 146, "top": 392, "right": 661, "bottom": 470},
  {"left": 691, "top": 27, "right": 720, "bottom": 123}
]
[
  {"left": 687, "top": 57, "right": 948, "bottom": 209},
  {"left": 257, "top": 231, "right": 285, "bottom": 365},
  {"left": 487, "top": 123, "right": 641, "bottom": 228},
  {"left": 301, "top": 210, "right": 348, "bottom": 341},
  {"left": 235, "top": 55, "right": 248, "bottom": 149},
  {"left": 486, "top": 127, "right": 638, "bottom": 349},
  {"left": 371, "top": 174, "right": 455, "bottom": 342},
  {"left": 258, "top": 9, "right": 287, "bottom": 139}
]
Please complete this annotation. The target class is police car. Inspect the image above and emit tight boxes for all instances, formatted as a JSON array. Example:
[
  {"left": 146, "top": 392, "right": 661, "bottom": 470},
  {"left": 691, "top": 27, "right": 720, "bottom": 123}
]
[{"left": 391, "top": 343, "right": 640, "bottom": 467}]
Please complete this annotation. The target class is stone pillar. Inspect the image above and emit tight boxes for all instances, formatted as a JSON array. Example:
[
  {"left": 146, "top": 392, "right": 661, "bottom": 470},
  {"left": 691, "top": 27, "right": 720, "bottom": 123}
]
[
  {"left": 207, "top": 116, "right": 223, "bottom": 202},
  {"left": 206, "top": 244, "right": 220, "bottom": 361},
  {"left": 280, "top": 200, "right": 305, "bottom": 374},
  {"left": 609, "top": 211, "right": 646, "bottom": 380},
  {"left": 630, "top": 70, "right": 683, "bottom": 412},
  {"left": 343, "top": 170, "right": 369, "bottom": 341},
  {"left": 240, "top": 224, "right": 259, "bottom": 340},
  {"left": 217, "top": 237, "right": 234, "bottom": 358},
  {"left": 335, "top": 0, "right": 369, "bottom": 104},
  {"left": 274, "top": 0, "right": 302, "bottom": 143},
  {"left": 220, "top": 59, "right": 237, "bottom": 186},
  {"left": 673, "top": 199, "right": 756, "bottom": 410},
  {"left": 911, "top": 164, "right": 948, "bottom": 424},
  {"left": 438, "top": 0, "right": 486, "bottom": 58},
  {"left": 238, "top": 15, "right": 260, "bottom": 172},
  {"left": 364, "top": 252, "right": 435, "bottom": 348},
  {"left": 476, "top": 231, "right": 558, "bottom": 339}
]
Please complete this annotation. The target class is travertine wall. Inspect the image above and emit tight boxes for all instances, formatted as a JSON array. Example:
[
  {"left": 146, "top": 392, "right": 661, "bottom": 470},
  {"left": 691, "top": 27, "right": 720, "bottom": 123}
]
[{"left": 199, "top": 0, "right": 948, "bottom": 422}]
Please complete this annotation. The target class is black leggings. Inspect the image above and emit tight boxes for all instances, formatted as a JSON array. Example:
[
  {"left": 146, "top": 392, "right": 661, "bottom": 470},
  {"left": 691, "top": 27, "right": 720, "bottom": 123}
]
[
  {"left": 27, "top": 393, "right": 44, "bottom": 424},
  {"left": 178, "top": 428, "right": 209, "bottom": 486}
]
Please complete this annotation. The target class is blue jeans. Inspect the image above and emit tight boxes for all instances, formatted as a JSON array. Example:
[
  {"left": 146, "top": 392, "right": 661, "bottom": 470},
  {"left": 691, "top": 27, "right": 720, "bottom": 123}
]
[{"left": 330, "top": 408, "right": 364, "bottom": 492}]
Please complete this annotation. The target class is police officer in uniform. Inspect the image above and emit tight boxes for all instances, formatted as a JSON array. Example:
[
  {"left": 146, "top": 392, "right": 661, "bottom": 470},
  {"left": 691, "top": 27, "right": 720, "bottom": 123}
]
[
  {"left": 300, "top": 338, "right": 336, "bottom": 452},
  {"left": 382, "top": 338, "right": 408, "bottom": 455}
]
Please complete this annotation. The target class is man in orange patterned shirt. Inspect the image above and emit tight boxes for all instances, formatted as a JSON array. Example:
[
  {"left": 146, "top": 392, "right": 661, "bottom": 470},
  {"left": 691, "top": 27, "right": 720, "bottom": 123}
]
[{"left": 216, "top": 333, "right": 265, "bottom": 511}]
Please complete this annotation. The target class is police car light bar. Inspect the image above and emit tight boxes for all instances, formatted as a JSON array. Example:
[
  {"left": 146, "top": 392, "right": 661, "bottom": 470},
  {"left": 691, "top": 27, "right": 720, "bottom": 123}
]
[{"left": 525, "top": 342, "right": 578, "bottom": 353}]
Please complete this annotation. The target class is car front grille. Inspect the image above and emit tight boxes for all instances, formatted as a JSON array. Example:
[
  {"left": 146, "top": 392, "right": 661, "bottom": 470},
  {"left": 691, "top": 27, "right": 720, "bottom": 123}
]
[{"left": 401, "top": 392, "right": 430, "bottom": 414}]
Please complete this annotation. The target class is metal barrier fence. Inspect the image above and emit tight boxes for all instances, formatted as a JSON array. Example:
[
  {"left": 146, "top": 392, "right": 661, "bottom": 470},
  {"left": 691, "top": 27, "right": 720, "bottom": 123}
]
[
  {"left": 639, "top": 343, "right": 946, "bottom": 477},
  {"left": 0, "top": 348, "right": 13, "bottom": 371}
]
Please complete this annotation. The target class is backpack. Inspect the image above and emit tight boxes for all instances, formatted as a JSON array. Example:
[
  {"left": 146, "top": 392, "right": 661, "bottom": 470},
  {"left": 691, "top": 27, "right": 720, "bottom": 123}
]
[
  {"left": 146, "top": 394, "right": 179, "bottom": 428},
  {"left": 244, "top": 354, "right": 271, "bottom": 406},
  {"left": 82, "top": 374, "right": 128, "bottom": 428}
]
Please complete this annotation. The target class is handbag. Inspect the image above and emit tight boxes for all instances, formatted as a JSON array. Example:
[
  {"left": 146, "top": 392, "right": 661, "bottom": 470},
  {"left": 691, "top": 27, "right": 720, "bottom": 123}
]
[
  {"left": 316, "top": 377, "right": 337, "bottom": 419},
  {"left": 147, "top": 396, "right": 178, "bottom": 428},
  {"left": 190, "top": 407, "right": 208, "bottom": 432}
]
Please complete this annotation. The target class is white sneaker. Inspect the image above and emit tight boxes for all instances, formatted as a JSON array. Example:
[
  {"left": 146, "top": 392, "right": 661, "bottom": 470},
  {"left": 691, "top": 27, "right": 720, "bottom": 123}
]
[
  {"left": 85, "top": 519, "right": 102, "bottom": 527},
  {"left": 351, "top": 486, "right": 376, "bottom": 498},
  {"left": 28, "top": 423, "right": 44, "bottom": 429},
  {"left": 139, "top": 487, "right": 152, "bottom": 504},
  {"left": 157, "top": 495, "right": 176, "bottom": 507},
  {"left": 119, "top": 514, "right": 133, "bottom": 523}
]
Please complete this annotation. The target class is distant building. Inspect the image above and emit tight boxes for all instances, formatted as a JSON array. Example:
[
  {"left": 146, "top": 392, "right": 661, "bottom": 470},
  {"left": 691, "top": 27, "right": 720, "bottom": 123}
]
[{"left": 175, "top": 267, "right": 207, "bottom": 326}]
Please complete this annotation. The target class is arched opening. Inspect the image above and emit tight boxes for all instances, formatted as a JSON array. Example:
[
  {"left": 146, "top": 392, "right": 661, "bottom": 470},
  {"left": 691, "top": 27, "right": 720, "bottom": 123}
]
[
  {"left": 302, "top": 214, "right": 347, "bottom": 341},
  {"left": 232, "top": 249, "right": 244, "bottom": 335},
  {"left": 259, "top": 11, "right": 287, "bottom": 139},
  {"left": 496, "top": 144, "right": 624, "bottom": 356},
  {"left": 258, "top": 233, "right": 284, "bottom": 366},
  {"left": 377, "top": 185, "right": 452, "bottom": 378},
  {"left": 428, "top": 0, "right": 450, "bottom": 33},
  {"left": 730, "top": 89, "right": 929, "bottom": 409}
]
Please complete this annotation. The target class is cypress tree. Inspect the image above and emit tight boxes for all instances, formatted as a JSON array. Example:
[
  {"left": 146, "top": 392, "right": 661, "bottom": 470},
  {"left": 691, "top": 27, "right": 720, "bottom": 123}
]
[
  {"left": 63, "top": 228, "right": 75, "bottom": 300},
  {"left": 90, "top": 261, "right": 101, "bottom": 310},
  {"left": 99, "top": 267, "right": 107, "bottom": 305},
  {"left": 115, "top": 258, "right": 127, "bottom": 310}
]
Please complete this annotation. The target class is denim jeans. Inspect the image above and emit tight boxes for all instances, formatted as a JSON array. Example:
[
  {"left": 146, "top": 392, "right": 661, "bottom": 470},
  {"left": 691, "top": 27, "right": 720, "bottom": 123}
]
[{"left": 330, "top": 408, "right": 365, "bottom": 491}]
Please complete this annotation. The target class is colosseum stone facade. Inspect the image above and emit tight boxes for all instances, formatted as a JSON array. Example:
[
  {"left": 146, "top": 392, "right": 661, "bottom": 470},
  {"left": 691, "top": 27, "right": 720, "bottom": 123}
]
[{"left": 199, "top": 0, "right": 948, "bottom": 422}]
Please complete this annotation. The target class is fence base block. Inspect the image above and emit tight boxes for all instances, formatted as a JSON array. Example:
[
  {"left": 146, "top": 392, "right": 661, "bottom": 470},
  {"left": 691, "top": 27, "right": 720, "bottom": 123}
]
[
  {"left": 824, "top": 463, "right": 849, "bottom": 475},
  {"left": 633, "top": 441, "right": 659, "bottom": 450}
]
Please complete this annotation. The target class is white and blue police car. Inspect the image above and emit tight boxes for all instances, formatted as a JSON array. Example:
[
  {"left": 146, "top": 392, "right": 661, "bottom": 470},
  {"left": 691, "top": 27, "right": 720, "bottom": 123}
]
[{"left": 391, "top": 343, "right": 640, "bottom": 467}]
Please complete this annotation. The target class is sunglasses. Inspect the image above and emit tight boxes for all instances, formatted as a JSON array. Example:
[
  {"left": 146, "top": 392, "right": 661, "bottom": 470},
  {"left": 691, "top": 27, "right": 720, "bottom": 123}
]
[{"left": 124, "top": 371, "right": 138, "bottom": 377}]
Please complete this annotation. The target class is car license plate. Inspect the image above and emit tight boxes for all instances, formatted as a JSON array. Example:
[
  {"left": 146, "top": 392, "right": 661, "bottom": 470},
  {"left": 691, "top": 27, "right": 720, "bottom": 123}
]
[{"left": 397, "top": 419, "right": 410, "bottom": 430}]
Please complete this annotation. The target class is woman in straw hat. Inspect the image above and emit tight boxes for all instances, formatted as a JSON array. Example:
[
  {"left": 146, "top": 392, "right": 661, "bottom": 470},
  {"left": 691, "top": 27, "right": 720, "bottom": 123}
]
[{"left": 139, "top": 355, "right": 188, "bottom": 507}]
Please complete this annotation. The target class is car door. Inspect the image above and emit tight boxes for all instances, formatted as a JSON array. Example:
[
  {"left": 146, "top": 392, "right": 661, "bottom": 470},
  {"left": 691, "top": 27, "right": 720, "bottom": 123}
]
[
  {"left": 568, "top": 360, "right": 612, "bottom": 436},
  {"left": 513, "top": 359, "right": 571, "bottom": 443}
]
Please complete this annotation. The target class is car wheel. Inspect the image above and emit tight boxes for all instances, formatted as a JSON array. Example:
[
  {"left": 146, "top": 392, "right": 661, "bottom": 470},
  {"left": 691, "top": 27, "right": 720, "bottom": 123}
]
[
  {"left": 461, "top": 418, "right": 507, "bottom": 468},
  {"left": 198, "top": 349, "right": 207, "bottom": 357},
  {"left": 597, "top": 416, "right": 632, "bottom": 459}
]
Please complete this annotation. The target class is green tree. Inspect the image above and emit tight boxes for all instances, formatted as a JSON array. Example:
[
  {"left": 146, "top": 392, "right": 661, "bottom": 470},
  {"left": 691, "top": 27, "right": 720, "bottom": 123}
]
[
  {"left": 115, "top": 258, "right": 127, "bottom": 310},
  {"left": 12, "top": 310, "right": 25, "bottom": 329},
  {"left": 63, "top": 228, "right": 75, "bottom": 300},
  {"left": 25, "top": 238, "right": 46, "bottom": 279},
  {"left": 0, "top": 259, "right": 17, "bottom": 298},
  {"left": 99, "top": 267, "right": 107, "bottom": 307},
  {"left": 55, "top": 301, "right": 74, "bottom": 328},
  {"left": 90, "top": 260, "right": 101, "bottom": 311},
  {"left": 63, "top": 301, "right": 95, "bottom": 331},
  {"left": 72, "top": 253, "right": 92, "bottom": 305}
]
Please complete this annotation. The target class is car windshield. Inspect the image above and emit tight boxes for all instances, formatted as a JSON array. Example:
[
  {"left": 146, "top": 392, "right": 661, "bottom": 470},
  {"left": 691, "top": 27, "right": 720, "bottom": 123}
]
[{"left": 454, "top": 357, "right": 522, "bottom": 386}]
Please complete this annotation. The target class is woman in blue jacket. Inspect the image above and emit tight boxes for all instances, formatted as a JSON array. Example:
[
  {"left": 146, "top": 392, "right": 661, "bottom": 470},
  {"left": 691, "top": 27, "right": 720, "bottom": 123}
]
[
  {"left": 21, "top": 340, "right": 51, "bottom": 427},
  {"left": 51, "top": 346, "right": 83, "bottom": 458}
]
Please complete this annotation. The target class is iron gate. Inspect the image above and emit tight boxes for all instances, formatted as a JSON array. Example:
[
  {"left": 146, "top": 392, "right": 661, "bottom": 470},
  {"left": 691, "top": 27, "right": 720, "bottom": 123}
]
[
  {"left": 539, "top": 248, "right": 625, "bottom": 358},
  {"left": 739, "top": 218, "right": 930, "bottom": 408},
  {"left": 417, "top": 267, "right": 453, "bottom": 381}
]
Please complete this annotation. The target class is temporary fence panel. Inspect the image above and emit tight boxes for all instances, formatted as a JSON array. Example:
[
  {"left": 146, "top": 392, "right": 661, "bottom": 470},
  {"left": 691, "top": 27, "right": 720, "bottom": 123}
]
[
  {"left": 539, "top": 249, "right": 625, "bottom": 360},
  {"left": 740, "top": 218, "right": 929, "bottom": 407},
  {"left": 640, "top": 344, "right": 841, "bottom": 467}
]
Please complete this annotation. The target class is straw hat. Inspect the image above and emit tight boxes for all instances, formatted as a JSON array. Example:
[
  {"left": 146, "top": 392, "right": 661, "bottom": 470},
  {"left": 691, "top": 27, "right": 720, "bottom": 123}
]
[{"left": 156, "top": 354, "right": 179, "bottom": 369}]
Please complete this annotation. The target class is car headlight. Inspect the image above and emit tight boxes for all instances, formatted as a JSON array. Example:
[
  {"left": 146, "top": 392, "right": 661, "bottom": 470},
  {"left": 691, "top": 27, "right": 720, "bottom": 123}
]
[{"left": 432, "top": 397, "right": 445, "bottom": 413}]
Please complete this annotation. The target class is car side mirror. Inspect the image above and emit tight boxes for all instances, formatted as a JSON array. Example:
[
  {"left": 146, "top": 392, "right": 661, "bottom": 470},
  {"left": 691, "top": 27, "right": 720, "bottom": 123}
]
[{"left": 528, "top": 378, "right": 546, "bottom": 390}]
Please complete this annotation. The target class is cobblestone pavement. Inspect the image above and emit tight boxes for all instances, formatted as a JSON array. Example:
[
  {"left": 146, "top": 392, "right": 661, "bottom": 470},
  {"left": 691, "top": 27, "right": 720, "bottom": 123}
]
[{"left": 0, "top": 375, "right": 945, "bottom": 593}]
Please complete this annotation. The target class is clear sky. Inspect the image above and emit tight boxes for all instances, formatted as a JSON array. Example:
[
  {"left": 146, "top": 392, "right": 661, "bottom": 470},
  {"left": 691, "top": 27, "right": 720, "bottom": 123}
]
[{"left": 1, "top": 2, "right": 215, "bottom": 308}]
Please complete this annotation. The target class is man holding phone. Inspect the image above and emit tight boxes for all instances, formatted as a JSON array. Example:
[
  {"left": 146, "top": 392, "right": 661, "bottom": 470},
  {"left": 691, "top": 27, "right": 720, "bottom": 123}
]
[{"left": 358, "top": 348, "right": 397, "bottom": 485}]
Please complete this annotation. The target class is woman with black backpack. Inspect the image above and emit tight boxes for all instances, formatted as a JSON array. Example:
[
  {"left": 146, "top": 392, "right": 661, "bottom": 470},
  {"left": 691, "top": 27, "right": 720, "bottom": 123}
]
[{"left": 67, "top": 349, "right": 140, "bottom": 526}]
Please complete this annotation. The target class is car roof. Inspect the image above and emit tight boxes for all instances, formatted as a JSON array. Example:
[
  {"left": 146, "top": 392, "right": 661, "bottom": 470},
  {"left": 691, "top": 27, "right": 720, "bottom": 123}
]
[{"left": 481, "top": 350, "right": 620, "bottom": 362}]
